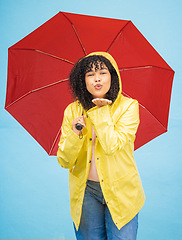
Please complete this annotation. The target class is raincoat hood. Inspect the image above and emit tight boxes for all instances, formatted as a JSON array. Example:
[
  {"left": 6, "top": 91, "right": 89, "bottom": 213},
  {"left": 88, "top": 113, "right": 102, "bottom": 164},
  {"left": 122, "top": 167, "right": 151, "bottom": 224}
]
[{"left": 86, "top": 52, "right": 122, "bottom": 96}]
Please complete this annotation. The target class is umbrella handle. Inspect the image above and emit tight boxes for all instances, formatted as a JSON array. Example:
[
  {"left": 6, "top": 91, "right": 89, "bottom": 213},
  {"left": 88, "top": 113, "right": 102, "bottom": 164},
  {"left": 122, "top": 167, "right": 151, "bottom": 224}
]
[
  {"left": 75, "top": 123, "right": 83, "bottom": 131},
  {"left": 75, "top": 123, "right": 83, "bottom": 139}
]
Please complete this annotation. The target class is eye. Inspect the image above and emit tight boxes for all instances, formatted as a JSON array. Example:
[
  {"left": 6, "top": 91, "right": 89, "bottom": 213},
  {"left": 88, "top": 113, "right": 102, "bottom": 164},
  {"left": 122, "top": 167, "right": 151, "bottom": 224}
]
[
  {"left": 87, "top": 73, "right": 94, "bottom": 77},
  {"left": 86, "top": 71, "right": 94, "bottom": 77},
  {"left": 100, "top": 71, "right": 108, "bottom": 75}
]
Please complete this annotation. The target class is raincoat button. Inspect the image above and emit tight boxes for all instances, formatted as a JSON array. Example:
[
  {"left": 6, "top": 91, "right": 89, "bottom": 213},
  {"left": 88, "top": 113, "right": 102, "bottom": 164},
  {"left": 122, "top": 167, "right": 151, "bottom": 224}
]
[
  {"left": 101, "top": 179, "right": 104, "bottom": 182},
  {"left": 89, "top": 160, "right": 91, "bottom": 163},
  {"left": 97, "top": 157, "right": 99, "bottom": 160},
  {"left": 89, "top": 138, "right": 92, "bottom": 141}
]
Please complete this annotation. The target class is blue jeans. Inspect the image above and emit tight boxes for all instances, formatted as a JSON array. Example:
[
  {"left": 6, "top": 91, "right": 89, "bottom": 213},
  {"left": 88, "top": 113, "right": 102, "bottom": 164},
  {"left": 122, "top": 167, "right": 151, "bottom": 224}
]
[{"left": 74, "top": 180, "right": 138, "bottom": 240}]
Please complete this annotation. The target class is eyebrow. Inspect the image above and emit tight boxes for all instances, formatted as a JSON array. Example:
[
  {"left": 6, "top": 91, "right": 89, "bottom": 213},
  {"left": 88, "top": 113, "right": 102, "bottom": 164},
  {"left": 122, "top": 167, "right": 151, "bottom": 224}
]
[
  {"left": 100, "top": 67, "right": 108, "bottom": 70},
  {"left": 86, "top": 70, "right": 94, "bottom": 73},
  {"left": 86, "top": 67, "right": 108, "bottom": 73}
]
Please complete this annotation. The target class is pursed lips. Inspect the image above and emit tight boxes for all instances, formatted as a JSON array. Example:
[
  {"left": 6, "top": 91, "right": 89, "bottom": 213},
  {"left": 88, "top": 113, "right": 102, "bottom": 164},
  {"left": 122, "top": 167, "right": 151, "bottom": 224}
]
[{"left": 94, "top": 84, "right": 102, "bottom": 89}]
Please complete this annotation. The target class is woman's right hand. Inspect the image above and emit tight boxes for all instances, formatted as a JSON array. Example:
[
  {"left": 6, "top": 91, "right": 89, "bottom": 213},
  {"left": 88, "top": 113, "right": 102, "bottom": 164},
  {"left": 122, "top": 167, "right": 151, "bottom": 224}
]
[
  {"left": 92, "top": 98, "right": 112, "bottom": 108},
  {"left": 72, "top": 115, "right": 86, "bottom": 136}
]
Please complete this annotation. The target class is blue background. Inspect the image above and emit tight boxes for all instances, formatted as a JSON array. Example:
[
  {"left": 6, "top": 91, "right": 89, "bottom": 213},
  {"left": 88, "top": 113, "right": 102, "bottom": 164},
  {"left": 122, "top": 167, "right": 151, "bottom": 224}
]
[{"left": 0, "top": 0, "right": 182, "bottom": 239}]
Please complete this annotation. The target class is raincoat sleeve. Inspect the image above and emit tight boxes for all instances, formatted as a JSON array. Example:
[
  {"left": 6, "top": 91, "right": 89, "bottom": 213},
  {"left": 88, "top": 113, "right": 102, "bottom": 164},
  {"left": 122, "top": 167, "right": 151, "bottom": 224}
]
[
  {"left": 57, "top": 104, "right": 87, "bottom": 169},
  {"left": 87, "top": 99, "right": 139, "bottom": 155}
]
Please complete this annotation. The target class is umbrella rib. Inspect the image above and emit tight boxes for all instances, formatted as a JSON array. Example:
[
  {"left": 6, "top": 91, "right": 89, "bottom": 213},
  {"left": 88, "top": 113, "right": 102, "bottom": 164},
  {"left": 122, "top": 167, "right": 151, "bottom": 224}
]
[
  {"left": 119, "top": 66, "right": 153, "bottom": 71},
  {"left": 61, "top": 12, "right": 87, "bottom": 56},
  {"left": 35, "top": 50, "right": 75, "bottom": 64},
  {"left": 119, "top": 65, "right": 174, "bottom": 72},
  {"left": 49, "top": 126, "right": 62, "bottom": 155},
  {"left": 30, "top": 78, "right": 69, "bottom": 92},
  {"left": 11, "top": 48, "right": 75, "bottom": 65},
  {"left": 122, "top": 91, "right": 167, "bottom": 131},
  {"left": 5, "top": 79, "right": 69, "bottom": 109},
  {"left": 107, "top": 21, "right": 131, "bottom": 53}
]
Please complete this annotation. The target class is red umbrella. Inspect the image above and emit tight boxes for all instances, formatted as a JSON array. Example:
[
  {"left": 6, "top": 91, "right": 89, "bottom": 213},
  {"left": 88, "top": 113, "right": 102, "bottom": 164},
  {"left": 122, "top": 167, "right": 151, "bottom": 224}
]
[{"left": 5, "top": 11, "right": 174, "bottom": 155}]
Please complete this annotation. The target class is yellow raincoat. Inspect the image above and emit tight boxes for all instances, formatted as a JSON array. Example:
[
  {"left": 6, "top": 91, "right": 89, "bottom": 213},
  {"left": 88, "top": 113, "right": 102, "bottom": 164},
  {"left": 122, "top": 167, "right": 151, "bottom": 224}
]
[{"left": 57, "top": 52, "right": 145, "bottom": 230}]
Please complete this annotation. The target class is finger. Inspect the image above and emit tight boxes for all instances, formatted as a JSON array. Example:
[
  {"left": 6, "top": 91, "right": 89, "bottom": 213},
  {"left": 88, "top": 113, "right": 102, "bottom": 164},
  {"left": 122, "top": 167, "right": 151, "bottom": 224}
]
[
  {"left": 92, "top": 98, "right": 101, "bottom": 104},
  {"left": 107, "top": 100, "right": 112, "bottom": 104},
  {"left": 92, "top": 99, "right": 98, "bottom": 105},
  {"left": 78, "top": 118, "right": 86, "bottom": 127},
  {"left": 102, "top": 99, "right": 112, "bottom": 105}
]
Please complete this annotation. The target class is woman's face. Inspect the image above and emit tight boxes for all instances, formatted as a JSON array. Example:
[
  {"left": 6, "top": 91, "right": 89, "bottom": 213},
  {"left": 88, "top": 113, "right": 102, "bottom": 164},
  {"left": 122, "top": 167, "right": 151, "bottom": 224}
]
[{"left": 85, "top": 63, "right": 111, "bottom": 99}]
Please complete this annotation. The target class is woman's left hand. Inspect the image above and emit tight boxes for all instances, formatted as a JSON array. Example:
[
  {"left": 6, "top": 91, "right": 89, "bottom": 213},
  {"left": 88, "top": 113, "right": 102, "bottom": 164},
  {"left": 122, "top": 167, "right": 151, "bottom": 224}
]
[{"left": 92, "top": 98, "right": 112, "bottom": 108}]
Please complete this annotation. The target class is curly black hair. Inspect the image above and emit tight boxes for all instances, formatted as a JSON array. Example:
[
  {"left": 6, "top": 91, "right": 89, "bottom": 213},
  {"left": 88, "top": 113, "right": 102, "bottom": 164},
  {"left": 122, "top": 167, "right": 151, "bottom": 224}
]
[{"left": 69, "top": 55, "right": 120, "bottom": 110}]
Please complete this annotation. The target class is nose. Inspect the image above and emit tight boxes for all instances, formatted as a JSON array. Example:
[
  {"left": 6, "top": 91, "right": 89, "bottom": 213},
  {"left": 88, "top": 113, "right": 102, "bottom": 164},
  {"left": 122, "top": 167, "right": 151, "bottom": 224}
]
[{"left": 95, "top": 73, "right": 101, "bottom": 82}]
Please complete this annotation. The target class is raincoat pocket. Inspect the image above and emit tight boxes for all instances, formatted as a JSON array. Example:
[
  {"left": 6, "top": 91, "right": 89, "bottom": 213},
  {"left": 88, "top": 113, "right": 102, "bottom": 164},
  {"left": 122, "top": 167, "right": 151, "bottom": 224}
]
[{"left": 113, "top": 167, "right": 139, "bottom": 217}]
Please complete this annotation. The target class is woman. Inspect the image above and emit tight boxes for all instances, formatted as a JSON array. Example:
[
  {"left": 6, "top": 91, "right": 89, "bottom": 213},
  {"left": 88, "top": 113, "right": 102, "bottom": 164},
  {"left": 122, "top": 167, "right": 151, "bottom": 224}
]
[{"left": 57, "top": 52, "right": 145, "bottom": 239}]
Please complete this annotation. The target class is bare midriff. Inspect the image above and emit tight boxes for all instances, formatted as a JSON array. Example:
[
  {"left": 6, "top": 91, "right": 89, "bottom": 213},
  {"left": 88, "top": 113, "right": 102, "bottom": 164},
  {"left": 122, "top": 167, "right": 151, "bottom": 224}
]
[{"left": 87, "top": 126, "right": 100, "bottom": 182}]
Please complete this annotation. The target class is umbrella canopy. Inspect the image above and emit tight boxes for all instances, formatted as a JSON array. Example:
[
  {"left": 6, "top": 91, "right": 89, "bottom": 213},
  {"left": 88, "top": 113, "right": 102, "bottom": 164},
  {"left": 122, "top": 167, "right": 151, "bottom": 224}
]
[{"left": 5, "top": 11, "right": 174, "bottom": 155}]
